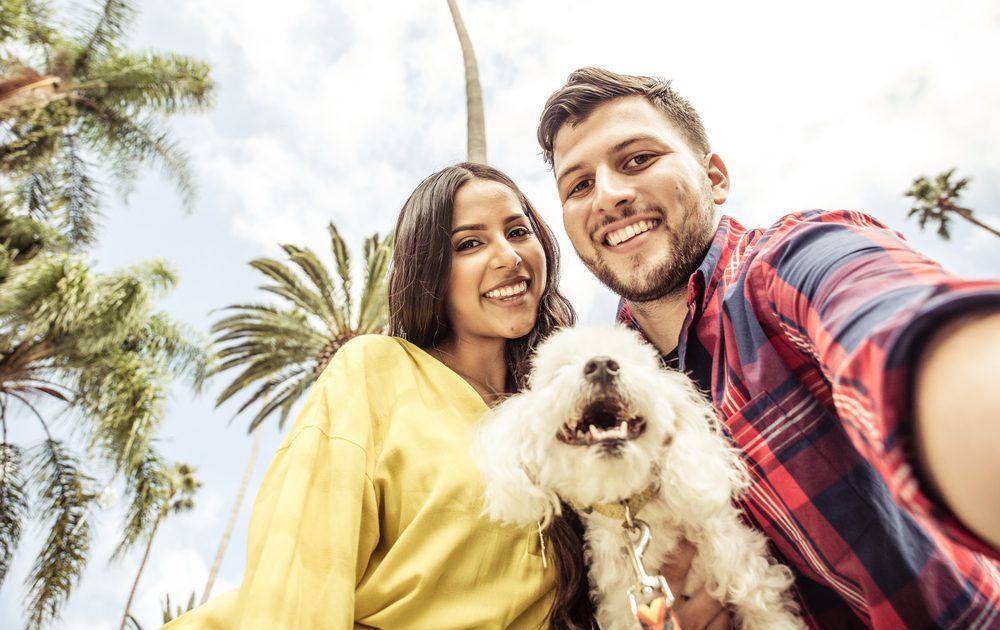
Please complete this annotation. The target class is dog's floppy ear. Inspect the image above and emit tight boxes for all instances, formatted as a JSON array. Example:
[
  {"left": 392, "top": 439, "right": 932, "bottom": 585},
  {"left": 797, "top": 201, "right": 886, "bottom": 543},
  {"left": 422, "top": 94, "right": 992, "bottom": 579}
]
[
  {"left": 657, "top": 370, "right": 750, "bottom": 513},
  {"left": 472, "top": 392, "right": 562, "bottom": 527}
]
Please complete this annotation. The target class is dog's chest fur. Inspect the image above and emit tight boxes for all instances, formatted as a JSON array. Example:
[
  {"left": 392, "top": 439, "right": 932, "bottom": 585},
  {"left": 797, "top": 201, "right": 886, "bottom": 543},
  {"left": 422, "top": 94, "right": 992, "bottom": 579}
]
[{"left": 580, "top": 499, "right": 694, "bottom": 630}]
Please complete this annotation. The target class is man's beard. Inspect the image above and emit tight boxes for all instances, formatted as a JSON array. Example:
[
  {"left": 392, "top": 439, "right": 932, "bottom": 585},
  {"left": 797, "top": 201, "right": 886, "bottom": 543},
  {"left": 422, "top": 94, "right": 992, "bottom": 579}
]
[{"left": 580, "top": 199, "right": 716, "bottom": 303}]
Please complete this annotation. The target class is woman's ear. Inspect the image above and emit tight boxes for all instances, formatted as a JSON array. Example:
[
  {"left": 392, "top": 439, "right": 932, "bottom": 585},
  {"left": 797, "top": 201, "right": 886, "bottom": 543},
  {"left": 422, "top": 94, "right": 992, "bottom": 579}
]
[{"left": 472, "top": 394, "right": 561, "bottom": 526}]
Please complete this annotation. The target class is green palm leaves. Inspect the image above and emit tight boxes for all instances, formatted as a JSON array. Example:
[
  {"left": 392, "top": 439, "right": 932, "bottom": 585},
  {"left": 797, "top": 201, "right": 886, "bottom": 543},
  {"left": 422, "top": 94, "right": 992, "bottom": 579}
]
[
  {"left": 1, "top": 1, "right": 214, "bottom": 626},
  {"left": 213, "top": 223, "right": 393, "bottom": 432},
  {"left": 905, "top": 169, "right": 1000, "bottom": 240},
  {"left": 1, "top": 0, "right": 214, "bottom": 247},
  {"left": 0, "top": 252, "right": 208, "bottom": 628}
]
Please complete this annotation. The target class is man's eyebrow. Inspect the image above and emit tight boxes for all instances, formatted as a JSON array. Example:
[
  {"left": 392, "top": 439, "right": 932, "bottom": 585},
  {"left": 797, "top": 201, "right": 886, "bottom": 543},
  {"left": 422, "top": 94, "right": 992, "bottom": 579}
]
[
  {"left": 450, "top": 214, "right": 526, "bottom": 235},
  {"left": 555, "top": 134, "right": 662, "bottom": 188}
]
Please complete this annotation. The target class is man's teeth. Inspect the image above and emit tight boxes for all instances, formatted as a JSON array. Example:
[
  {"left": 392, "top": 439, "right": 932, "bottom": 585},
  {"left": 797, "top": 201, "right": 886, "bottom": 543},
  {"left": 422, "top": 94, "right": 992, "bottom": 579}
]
[
  {"left": 484, "top": 280, "right": 527, "bottom": 299},
  {"left": 605, "top": 220, "right": 657, "bottom": 246}
]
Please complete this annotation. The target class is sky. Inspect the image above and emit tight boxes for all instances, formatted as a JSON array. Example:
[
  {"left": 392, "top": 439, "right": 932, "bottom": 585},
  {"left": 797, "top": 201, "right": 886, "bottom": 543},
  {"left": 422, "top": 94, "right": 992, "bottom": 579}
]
[{"left": 3, "top": 0, "right": 1000, "bottom": 627}]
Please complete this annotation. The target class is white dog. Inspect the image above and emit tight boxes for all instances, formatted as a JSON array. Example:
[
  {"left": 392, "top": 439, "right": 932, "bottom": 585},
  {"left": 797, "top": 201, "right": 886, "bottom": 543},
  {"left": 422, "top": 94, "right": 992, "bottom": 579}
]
[{"left": 475, "top": 325, "right": 803, "bottom": 630}]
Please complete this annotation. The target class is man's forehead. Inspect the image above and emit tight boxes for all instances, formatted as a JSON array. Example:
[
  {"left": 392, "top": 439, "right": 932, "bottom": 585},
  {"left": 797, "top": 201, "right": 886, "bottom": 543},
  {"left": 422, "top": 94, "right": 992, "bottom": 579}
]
[{"left": 552, "top": 97, "right": 681, "bottom": 171}]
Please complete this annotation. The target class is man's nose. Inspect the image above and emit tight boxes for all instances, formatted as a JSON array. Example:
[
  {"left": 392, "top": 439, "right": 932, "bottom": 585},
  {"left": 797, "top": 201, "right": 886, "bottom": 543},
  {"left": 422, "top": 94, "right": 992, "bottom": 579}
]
[
  {"left": 583, "top": 356, "right": 620, "bottom": 384},
  {"left": 593, "top": 167, "right": 635, "bottom": 213}
]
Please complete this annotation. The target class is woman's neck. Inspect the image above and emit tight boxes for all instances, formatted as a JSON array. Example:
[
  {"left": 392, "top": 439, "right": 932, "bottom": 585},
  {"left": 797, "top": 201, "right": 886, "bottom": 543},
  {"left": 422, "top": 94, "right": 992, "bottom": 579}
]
[{"left": 430, "top": 336, "right": 508, "bottom": 406}]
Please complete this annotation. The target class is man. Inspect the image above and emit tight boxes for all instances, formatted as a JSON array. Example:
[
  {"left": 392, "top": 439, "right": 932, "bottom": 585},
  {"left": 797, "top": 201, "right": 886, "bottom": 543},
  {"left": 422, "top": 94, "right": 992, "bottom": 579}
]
[{"left": 538, "top": 67, "right": 1000, "bottom": 628}]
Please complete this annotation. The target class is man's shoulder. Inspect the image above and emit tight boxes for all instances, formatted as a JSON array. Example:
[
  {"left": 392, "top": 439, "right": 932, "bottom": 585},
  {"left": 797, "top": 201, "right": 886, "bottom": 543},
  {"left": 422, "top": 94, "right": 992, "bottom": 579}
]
[
  {"left": 739, "top": 209, "right": 904, "bottom": 261},
  {"left": 756, "top": 209, "right": 896, "bottom": 238}
]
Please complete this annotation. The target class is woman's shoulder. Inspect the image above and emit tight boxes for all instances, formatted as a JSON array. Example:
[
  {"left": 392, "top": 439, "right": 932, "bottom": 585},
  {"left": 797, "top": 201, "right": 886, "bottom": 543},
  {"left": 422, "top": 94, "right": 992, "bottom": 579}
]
[{"left": 324, "top": 334, "right": 427, "bottom": 378}]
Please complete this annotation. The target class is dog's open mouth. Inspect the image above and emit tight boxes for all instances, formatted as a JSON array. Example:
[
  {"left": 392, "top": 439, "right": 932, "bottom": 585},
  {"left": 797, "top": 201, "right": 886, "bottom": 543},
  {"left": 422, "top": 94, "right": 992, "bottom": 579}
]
[{"left": 556, "top": 398, "right": 646, "bottom": 446}]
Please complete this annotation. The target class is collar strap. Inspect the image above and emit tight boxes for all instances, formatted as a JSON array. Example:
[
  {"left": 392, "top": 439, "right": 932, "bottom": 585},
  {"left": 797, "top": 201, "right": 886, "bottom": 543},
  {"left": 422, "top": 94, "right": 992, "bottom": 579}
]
[{"left": 569, "top": 482, "right": 659, "bottom": 521}]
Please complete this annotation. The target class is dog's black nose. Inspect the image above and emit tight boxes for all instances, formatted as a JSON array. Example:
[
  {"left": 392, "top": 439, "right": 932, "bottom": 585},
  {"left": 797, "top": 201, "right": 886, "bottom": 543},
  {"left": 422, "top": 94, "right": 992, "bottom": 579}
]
[{"left": 584, "top": 356, "right": 619, "bottom": 383}]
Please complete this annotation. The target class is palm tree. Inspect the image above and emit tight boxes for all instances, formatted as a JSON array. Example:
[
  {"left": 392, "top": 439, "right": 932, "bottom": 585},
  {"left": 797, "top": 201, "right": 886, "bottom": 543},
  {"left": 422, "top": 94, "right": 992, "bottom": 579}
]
[
  {"left": 0, "top": 251, "right": 208, "bottom": 628},
  {"left": 199, "top": 223, "right": 392, "bottom": 603},
  {"left": 118, "top": 460, "right": 201, "bottom": 630},
  {"left": 445, "top": 0, "right": 487, "bottom": 163},
  {"left": 0, "top": 0, "right": 213, "bottom": 247},
  {"left": 905, "top": 169, "right": 1000, "bottom": 240}
]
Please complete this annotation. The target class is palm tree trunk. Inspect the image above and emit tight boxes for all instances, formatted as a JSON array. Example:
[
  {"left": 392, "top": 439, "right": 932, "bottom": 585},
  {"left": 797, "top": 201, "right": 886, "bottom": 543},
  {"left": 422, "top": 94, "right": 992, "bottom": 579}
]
[
  {"left": 200, "top": 424, "right": 263, "bottom": 604},
  {"left": 0, "top": 72, "right": 62, "bottom": 116},
  {"left": 953, "top": 207, "right": 1000, "bottom": 239},
  {"left": 119, "top": 507, "right": 166, "bottom": 630},
  {"left": 445, "top": 0, "right": 487, "bottom": 164}
]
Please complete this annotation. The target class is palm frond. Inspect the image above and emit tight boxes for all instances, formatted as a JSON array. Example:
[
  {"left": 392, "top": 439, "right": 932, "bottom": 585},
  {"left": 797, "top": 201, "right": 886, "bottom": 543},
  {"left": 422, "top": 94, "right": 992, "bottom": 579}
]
[
  {"left": 58, "top": 131, "right": 100, "bottom": 248},
  {"left": 17, "top": 167, "right": 55, "bottom": 221},
  {"left": 74, "top": 350, "right": 165, "bottom": 472},
  {"left": 246, "top": 368, "right": 313, "bottom": 432},
  {"left": 24, "top": 439, "right": 94, "bottom": 630},
  {"left": 281, "top": 244, "right": 341, "bottom": 328},
  {"left": 111, "top": 448, "right": 166, "bottom": 561},
  {"left": 356, "top": 231, "right": 392, "bottom": 332},
  {"left": 72, "top": 0, "right": 136, "bottom": 75},
  {"left": 0, "top": 0, "right": 54, "bottom": 46},
  {"left": 76, "top": 105, "right": 194, "bottom": 208},
  {"left": 0, "top": 440, "right": 29, "bottom": 586},
  {"left": 0, "top": 100, "right": 72, "bottom": 176},
  {"left": 327, "top": 222, "right": 352, "bottom": 326},
  {"left": 248, "top": 257, "right": 334, "bottom": 328},
  {"left": 216, "top": 356, "right": 310, "bottom": 410},
  {"left": 127, "top": 312, "right": 211, "bottom": 392},
  {"left": 86, "top": 50, "right": 213, "bottom": 115}
]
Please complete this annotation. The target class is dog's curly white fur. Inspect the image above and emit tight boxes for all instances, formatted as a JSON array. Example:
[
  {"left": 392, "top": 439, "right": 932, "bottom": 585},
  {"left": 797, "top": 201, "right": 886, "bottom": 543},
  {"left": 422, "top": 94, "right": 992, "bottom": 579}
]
[{"left": 474, "top": 325, "right": 803, "bottom": 630}]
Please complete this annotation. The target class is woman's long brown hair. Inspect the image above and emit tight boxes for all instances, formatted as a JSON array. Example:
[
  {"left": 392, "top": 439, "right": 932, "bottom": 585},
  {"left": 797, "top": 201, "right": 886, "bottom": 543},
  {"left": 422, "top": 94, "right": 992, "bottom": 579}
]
[
  {"left": 386, "top": 162, "right": 594, "bottom": 626},
  {"left": 548, "top": 505, "right": 599, "bottom": 629}
]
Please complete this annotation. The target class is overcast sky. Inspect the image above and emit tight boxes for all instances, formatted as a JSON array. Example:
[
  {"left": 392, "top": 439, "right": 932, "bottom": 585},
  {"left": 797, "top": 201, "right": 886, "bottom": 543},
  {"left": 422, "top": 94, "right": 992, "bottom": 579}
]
[{"left": 3, "top": 0, "right": 1000, "bottom": 628}]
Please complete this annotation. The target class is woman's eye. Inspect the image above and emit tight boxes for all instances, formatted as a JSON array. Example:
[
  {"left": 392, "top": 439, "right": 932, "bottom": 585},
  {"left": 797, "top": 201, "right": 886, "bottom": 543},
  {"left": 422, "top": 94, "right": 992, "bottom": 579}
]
[
  {"left": 455, "top": 239, "right": 481, "bottom": 251},
  {"left": 508, "top": 226, "right": 532, "bottom": 239}
]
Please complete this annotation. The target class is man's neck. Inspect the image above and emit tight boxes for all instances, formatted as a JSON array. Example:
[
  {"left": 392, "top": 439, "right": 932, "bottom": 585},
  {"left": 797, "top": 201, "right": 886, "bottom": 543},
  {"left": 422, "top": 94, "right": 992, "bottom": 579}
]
[{"left": 628, "top": 289, "right": 689, "bottom": 356}]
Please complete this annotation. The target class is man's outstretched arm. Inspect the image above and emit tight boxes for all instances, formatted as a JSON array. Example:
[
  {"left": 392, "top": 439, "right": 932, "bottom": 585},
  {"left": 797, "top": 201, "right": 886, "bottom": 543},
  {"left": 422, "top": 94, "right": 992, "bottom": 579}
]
[{"left": 915, "top": 310, "right": 1000, "bottom": 551}]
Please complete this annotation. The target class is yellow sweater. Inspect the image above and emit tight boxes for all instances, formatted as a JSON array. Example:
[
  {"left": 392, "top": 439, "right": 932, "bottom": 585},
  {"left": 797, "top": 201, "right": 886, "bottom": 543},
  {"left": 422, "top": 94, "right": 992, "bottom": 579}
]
[{"left": 165, "top": 335, "right": 554, "bottom": 629}]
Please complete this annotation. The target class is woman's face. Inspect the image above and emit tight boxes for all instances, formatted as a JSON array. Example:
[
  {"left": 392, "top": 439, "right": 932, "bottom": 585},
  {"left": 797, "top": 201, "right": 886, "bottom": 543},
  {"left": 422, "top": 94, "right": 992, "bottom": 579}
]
[{"left": 444, "top": 178, "right": 547, "bottom": 346}]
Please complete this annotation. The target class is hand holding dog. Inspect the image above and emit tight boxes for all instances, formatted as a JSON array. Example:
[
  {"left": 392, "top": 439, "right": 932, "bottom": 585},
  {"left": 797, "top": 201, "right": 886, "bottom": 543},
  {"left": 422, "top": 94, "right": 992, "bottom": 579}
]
[{"left": 659, "top": 539, "right": 732, "bottom": 630}]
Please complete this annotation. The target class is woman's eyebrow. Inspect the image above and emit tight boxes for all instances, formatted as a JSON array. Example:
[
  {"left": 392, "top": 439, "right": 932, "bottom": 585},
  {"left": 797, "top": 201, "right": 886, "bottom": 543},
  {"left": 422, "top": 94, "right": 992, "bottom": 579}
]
[{"left": 451, "top": 214, "right": 527, "bottom": 235}]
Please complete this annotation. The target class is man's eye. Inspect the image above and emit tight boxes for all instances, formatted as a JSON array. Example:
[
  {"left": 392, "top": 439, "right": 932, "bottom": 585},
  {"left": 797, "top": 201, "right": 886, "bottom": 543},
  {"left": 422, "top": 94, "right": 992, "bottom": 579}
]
[
  {"left": 625, "top": 154, "right": 653, "bottom": 168},
  {"left": 508, "top": 226, "right": 532, "bottom": 239},
  {"left": 569, "top": 179, "right": 592, "bottom": 196}
]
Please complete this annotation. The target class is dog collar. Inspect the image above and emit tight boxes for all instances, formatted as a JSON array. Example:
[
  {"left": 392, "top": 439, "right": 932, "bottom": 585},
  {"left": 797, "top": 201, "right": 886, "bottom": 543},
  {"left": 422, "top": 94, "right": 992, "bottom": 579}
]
[{"left": 570, "top": 482, "right": 659, "bottom": 521}]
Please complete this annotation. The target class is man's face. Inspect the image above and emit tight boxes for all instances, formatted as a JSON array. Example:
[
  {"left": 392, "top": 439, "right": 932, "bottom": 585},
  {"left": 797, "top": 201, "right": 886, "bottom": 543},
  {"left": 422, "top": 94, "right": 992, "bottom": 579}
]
[{"left": 552, "top": 96, "right": 729, "bottom": 302}]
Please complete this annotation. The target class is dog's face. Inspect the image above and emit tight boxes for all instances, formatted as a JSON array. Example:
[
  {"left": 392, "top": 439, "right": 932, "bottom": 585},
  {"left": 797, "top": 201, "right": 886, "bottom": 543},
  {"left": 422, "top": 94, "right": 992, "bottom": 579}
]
[{"left": 477, "top": 325, "right": 702, "bottom": 517}]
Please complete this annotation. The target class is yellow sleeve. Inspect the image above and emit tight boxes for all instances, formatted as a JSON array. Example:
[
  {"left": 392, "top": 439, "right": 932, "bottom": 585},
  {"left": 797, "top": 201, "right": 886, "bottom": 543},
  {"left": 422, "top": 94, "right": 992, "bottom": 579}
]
[{"left": 164, "top": 338, "right": 384, "bottom": 629}]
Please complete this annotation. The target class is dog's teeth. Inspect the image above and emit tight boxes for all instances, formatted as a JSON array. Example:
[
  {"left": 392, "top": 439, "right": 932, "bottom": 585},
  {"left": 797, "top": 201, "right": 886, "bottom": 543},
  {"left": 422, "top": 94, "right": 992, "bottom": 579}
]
[
  {"left": 589, "top": 425, "right": 600, "bottom": 438},
  {"left": 620, "top": 421, "right": 628, "bottom": 434}
]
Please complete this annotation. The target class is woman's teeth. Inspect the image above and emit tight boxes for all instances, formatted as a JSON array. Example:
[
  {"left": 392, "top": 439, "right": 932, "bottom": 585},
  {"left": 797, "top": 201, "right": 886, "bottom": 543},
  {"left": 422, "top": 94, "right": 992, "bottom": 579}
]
[
  {"left": 483, "top": 280, "right": 527, "bottom": 299},
  {"left": 605, "top": 219, "right": 658, "bottom": 246}
]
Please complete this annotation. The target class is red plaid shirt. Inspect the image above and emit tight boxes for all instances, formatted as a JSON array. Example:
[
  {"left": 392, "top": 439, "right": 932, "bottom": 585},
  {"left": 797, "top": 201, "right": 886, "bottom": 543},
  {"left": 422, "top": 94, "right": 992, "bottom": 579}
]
[{"left": 618, "top": 211, "right": 1000, "bottom": 628}]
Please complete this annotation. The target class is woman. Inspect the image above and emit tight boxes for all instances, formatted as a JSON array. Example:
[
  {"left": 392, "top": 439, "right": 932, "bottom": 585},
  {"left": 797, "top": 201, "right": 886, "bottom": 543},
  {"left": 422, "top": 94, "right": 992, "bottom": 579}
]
[{"left": 165, "top": 162, "right": 588, "bottom": 628}]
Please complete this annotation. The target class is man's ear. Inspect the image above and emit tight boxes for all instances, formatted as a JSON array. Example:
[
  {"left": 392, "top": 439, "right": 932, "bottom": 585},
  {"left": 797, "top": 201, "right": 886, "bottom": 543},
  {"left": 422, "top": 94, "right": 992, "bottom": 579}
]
[{"left": 706, "top": 153, "right": 730, "bottom": 205}]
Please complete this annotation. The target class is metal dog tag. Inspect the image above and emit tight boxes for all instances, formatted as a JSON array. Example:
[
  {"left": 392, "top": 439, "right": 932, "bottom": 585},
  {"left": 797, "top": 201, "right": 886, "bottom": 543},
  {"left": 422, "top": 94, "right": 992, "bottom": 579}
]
[{"left": 622, "top": 519, "right": 677, "bottom": 630}]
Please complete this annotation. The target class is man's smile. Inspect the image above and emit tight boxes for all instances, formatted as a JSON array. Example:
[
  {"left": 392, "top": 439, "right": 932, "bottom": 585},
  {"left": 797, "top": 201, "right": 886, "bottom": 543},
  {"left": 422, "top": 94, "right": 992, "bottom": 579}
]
[{"left": 603, "top": 218, "right": 661, "bottom": 247}]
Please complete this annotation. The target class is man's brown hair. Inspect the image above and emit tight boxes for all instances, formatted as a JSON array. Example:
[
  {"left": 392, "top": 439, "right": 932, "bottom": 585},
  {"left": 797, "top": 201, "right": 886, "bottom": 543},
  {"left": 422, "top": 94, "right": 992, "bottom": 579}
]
[{"left": 537, "top": 67, "right": 710, "bottom": 166}]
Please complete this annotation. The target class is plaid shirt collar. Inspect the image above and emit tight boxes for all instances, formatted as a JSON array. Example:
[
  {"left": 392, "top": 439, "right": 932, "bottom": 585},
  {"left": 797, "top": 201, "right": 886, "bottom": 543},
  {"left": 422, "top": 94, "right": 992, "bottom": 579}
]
[{"left": 617, "top": 214, "right": 747, "bottom": 352}]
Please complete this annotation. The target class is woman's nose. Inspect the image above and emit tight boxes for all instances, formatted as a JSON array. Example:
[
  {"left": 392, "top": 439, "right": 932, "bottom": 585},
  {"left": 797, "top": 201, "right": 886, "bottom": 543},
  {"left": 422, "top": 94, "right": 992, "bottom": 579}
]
[{"left": 491, "top": 239, "right": 522, "bottom": 270}]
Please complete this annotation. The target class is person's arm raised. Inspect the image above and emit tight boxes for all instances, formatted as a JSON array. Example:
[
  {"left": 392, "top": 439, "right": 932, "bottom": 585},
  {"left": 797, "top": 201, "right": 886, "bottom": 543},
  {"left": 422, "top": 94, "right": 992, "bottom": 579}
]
[{"left": 914, "top": 310, "right": 1000, "bottom": 551}]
